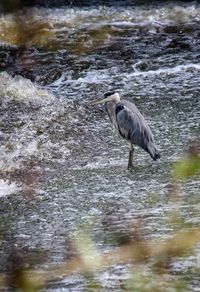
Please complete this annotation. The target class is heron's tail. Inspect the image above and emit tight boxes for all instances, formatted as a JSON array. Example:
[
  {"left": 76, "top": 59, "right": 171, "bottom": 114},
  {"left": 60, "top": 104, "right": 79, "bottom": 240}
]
[{"left": 147, "top": 142, "right": 160, "bottom": 161}]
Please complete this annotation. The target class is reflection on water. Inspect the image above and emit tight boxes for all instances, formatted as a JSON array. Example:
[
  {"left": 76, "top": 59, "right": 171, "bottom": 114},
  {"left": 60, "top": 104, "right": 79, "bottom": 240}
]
[{"left": 0, "top": 1, "right": 200, "bottom": 290}]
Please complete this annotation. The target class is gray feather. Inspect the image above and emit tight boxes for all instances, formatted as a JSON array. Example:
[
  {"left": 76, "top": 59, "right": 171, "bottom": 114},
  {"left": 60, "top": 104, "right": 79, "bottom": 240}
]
[{"left": 115, "top": 100, "right": 160, "bottom": 160}]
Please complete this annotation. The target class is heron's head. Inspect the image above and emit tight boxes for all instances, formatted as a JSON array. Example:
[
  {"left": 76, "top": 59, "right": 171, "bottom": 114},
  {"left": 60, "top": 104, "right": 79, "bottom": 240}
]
[{"left": 90, "top": 91, "right": 121, "bottom": 105}]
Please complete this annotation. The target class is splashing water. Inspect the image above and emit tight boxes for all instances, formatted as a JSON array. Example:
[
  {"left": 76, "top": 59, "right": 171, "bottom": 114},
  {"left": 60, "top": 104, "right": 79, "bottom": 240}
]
[{"left": 0, "top": 1, "right": 200, "bottom": 290}]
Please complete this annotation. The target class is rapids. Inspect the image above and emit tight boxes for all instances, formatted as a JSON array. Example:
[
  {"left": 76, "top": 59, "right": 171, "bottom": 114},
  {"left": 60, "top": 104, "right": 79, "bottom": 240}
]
[{"left": 0, "top": 1, "right": 199, "bottom": 290}]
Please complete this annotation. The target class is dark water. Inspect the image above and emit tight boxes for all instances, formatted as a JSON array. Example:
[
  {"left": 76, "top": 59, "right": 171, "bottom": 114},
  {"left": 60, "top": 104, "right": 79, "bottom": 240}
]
[{"left": 0, "top": 1, "right": 200, "bottom": 291}]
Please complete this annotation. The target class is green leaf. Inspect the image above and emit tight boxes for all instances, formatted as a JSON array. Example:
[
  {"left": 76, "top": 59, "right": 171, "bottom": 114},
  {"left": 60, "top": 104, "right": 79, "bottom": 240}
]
[{"left": 173, "top": 155, "right": 200, "bottom": 180}]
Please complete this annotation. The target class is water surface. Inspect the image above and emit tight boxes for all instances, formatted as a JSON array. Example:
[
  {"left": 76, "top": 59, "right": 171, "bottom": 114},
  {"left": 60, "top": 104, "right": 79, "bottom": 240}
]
[{"left": 0, "top": 1, "right": 199, "bottom": 290}]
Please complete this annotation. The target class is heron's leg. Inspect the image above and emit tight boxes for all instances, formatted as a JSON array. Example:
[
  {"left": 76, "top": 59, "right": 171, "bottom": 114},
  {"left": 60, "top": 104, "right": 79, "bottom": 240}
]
[{"left": 128, "top": 143, "right": 134, "bottom": 169}]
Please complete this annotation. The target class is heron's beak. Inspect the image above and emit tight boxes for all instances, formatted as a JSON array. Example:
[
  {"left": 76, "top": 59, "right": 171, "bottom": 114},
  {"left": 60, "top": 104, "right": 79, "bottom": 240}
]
[{"left": 88, "top": 98, "right": 106, "bottom": 106}]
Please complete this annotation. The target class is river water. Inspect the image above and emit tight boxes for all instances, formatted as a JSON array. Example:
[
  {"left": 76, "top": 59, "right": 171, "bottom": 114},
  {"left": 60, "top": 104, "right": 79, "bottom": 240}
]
[{"left": 0, "top": 1, "right": 200, "bottom": 291}]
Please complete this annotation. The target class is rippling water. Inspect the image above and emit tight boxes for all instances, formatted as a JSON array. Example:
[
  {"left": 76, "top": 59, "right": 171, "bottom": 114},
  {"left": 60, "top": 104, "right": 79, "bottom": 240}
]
[{"left": 0, "top": 1, "right": 200, "bottom": 290}]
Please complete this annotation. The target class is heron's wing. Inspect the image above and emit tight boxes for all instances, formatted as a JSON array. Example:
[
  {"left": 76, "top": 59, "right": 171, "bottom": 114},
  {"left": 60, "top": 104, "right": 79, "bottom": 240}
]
[{"left": 116, "top": 101, "right": 154, "bottom": 151}]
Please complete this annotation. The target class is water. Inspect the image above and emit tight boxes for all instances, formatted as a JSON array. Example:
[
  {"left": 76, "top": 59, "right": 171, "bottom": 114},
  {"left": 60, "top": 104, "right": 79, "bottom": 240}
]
[{"left": 0, "top": 1, "right": 200, "bottom": 291}]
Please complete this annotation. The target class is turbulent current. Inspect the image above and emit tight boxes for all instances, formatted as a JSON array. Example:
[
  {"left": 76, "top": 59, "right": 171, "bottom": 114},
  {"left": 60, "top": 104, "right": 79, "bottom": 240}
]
[{"left": 0, "top": 1, "right": 199, "bottom": 291}]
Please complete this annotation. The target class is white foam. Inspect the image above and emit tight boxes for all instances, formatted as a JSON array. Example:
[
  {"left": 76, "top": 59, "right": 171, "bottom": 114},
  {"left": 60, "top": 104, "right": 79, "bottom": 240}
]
[
  {"left": 0, "top": 73, "right": 59, "bottom": 172},
  {"left": 0, "top": 72, "right": 55, "bottom": 105},
  {"left": 23, "top": 140, "right": 39, "bottom": 156},
  {"left": 59, "top": 63, "right": 200, "bottom": 87},
  {"left": 75, "top": 71, "right": 110, "bottom": 85},
  {"left": 29, "top": 5, "right": 200, "bottom": 28},
  {"left": 1, "top": 5, "right": 199, "bottom": 42},
  {"left": 129, "top": 63, "right": 200, "bottom": 77},
  {"left": 0, "top": 179, "right": 20, "bottom": 197}
]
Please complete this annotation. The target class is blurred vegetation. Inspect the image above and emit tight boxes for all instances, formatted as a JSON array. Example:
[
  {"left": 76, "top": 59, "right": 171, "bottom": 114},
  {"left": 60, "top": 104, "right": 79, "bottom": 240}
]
[
  {"left": 0, "top": 141, "right": 199, "bottom": 291},
  {"left": 0, "top": 2, "right": 199, "bottom": 290},
  {"left": 174, "top": 141, "right": 200, "bottom": 180}
]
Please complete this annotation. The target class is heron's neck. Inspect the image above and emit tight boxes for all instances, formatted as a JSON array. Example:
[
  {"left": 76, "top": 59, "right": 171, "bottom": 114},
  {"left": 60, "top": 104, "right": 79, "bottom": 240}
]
[{"left": 105, "top": 100, "right": 119, "bottom": 130}]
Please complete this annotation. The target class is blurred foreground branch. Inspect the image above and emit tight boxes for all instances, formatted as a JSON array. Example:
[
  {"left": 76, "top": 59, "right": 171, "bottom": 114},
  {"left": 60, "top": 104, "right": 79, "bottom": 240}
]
[{"left": 0, "top": 228, "right": 199, "bottom": 290}]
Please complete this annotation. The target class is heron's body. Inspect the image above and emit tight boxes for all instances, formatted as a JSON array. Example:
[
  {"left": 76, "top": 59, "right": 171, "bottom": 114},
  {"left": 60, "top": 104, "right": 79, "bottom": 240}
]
[{"left": 91, "top": 92, "right": 160, "bottom": 169}]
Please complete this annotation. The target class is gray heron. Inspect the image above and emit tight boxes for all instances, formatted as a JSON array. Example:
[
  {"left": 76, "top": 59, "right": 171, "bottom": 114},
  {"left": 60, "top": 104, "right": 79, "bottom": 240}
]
[{"left": 90, "top": 91, "right": 160, "bottom": 169}]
